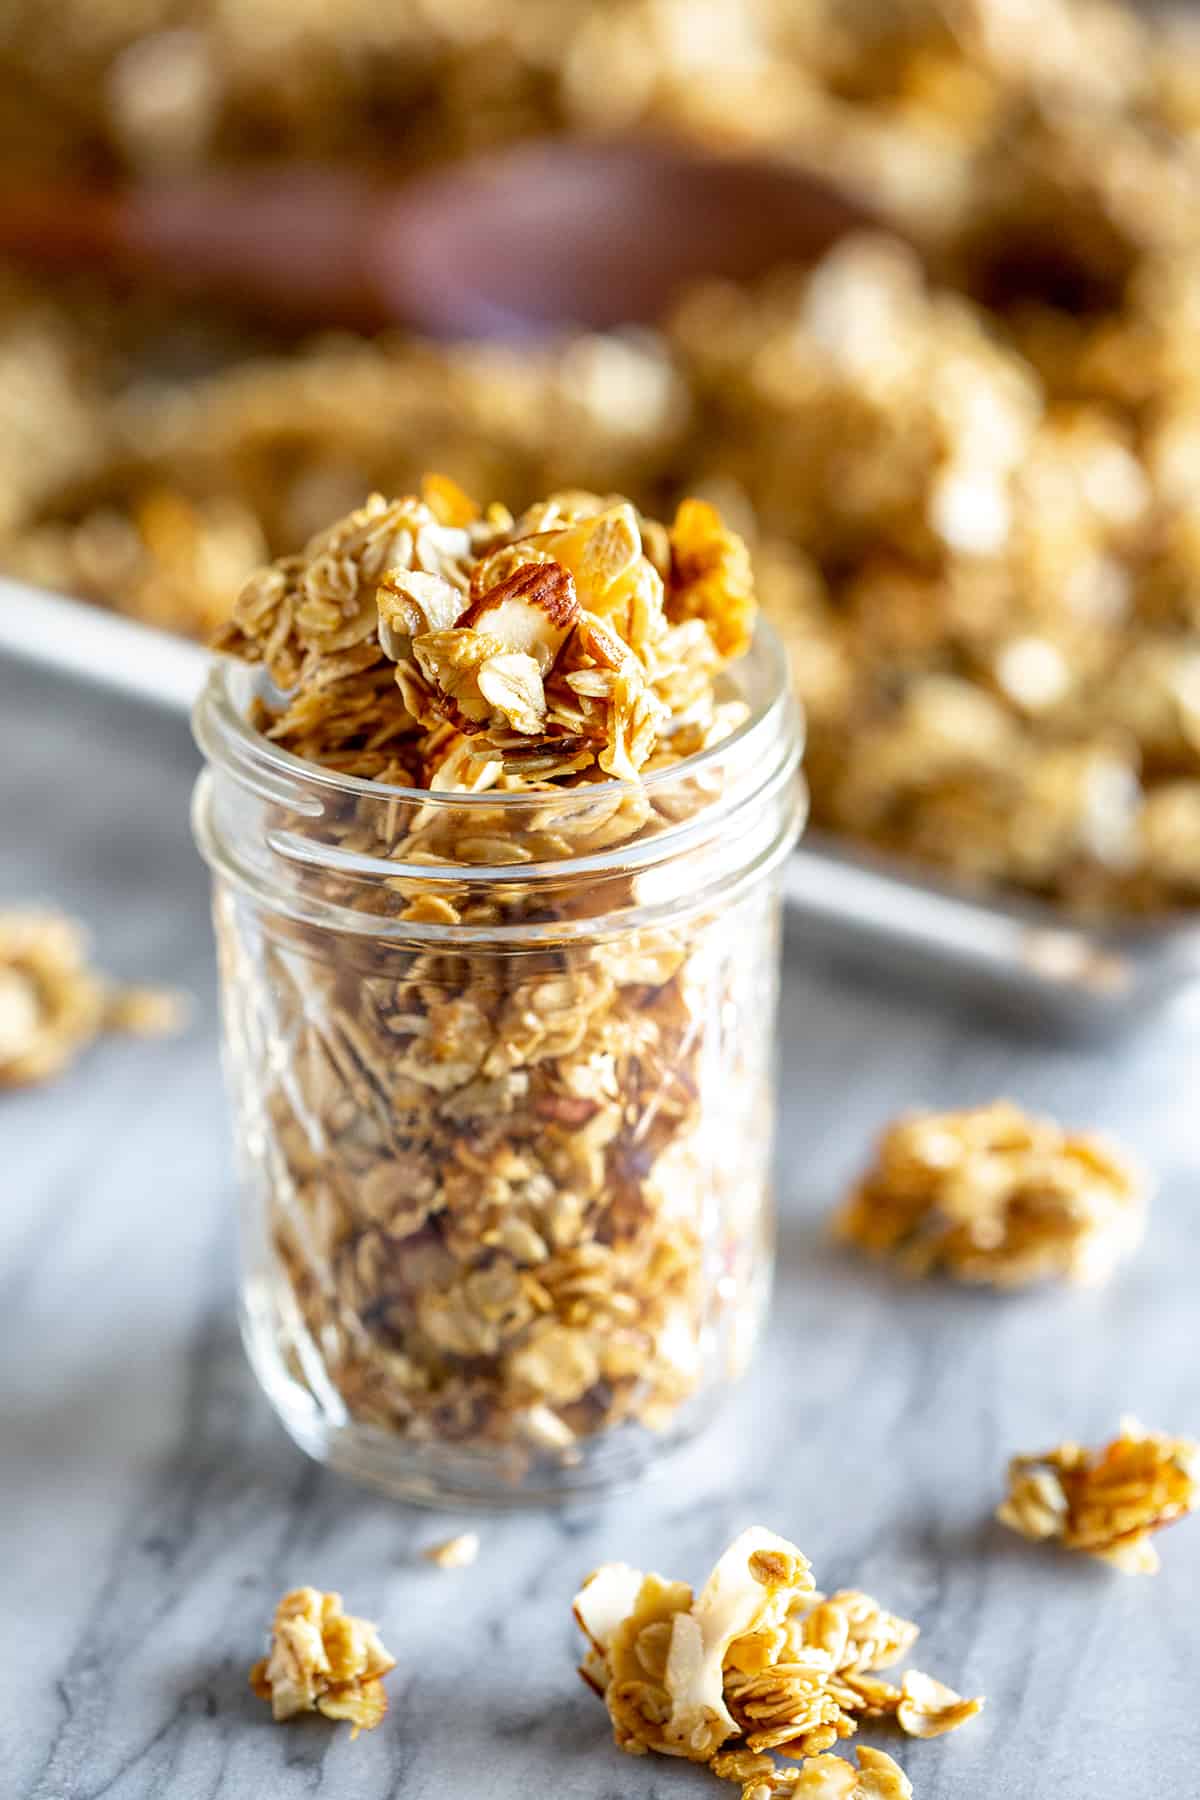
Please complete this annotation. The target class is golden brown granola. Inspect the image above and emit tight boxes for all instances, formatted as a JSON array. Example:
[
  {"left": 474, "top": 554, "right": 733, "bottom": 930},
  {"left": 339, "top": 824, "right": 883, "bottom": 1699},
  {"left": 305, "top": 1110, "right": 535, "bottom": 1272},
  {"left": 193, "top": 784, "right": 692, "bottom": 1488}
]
[
  {"left": 0, "top": 908, "right": 188, "bottom": 1089},
  {"left": 997, "top": 1417, "right": 1200, "bottom": 1574},
  {"left": 12, "top": 1, "right": 1200, "bottom": 917},
  {"left": 574, "top": 1527, "right": 981, "bottom": 1795},
  {"left": 833, "top": 1100, "right": 1146, "bottom": 1288},
  {"left": 249, "top": 1587, "right": 395, "bottom": 1735},
  {"left": 211, "top": 482, "right": 779, "bottom": 1475},
  {"left": 785, "top": 1746, "right": 914, "bottom": 1800}
]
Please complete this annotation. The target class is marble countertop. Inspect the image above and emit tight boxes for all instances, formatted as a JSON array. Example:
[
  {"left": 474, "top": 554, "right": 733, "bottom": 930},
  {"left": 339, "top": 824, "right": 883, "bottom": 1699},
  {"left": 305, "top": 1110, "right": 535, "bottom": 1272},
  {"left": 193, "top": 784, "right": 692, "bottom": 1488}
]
[{"left": 3, "top": 659, "right": 1198, "bottom": 1800}]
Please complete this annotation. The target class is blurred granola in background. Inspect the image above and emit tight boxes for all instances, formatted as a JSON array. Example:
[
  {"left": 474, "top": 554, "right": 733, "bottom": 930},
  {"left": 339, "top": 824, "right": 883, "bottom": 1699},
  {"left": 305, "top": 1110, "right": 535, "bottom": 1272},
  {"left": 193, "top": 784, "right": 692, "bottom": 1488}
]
[
  {"left": 6, "top": 0, "right": 1200, "bottom": 912},
  {"left": 0, "top": 908, "right": 187, "bottom": 1087}
]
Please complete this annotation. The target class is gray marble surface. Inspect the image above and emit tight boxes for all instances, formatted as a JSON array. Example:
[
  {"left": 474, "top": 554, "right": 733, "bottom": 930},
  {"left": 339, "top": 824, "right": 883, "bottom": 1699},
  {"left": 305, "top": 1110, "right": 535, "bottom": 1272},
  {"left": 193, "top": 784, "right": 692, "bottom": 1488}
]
[{"left": 3, "top": 659, "right": 1198, "bottom": 1800}]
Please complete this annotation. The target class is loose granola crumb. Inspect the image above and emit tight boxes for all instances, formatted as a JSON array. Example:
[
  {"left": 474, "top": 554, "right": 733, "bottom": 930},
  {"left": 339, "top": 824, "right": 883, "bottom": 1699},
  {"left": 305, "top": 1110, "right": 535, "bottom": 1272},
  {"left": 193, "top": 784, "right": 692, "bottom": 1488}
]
[
  {"left": 574, "top": 1527, "right": 980, "bottom": 1794},
  {"left": 249, "top": 1587, "right": 395, "bottom": 1736},
  {"left": 0, "top": 909, "right": 187, "bottom": 1089},
  {"left": 997, "top": 1418, "right": 1200, "bottom": 1573},
  {"left": 834, "top": 1100, "right": 1146, "bottom": 1288},
  {"left": 422, "top": 1532, "right": 480, "bottom": 1570}
]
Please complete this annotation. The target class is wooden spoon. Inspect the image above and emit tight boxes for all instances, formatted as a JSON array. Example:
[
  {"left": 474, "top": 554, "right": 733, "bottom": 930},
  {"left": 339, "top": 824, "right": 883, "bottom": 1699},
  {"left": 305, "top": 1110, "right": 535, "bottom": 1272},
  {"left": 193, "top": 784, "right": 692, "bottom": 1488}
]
[{"left": 0, "top": 139, "right": 874, "bottom": 337}]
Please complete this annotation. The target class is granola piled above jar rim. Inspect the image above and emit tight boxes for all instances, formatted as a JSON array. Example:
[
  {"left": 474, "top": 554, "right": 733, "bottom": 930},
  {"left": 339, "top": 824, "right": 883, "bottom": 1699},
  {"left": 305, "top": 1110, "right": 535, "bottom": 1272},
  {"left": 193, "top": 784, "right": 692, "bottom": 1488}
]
[{"left": 213, "top": 479, "right": 758, "bottom": 793}]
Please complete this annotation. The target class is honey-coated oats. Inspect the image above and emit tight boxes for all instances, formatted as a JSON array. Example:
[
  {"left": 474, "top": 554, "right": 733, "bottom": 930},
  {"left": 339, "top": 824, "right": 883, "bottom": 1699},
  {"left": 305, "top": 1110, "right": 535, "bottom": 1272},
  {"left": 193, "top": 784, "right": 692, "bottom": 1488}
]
[
  {"left": 0, "top": 908, "right": 188, "bottom": 1088},
  {"left": 574, "top": 1527, "right": 981, "bottom": 1798},
  {"left": 834, "top": 1100, "right": 1146, "bottom": 1288},
  {"left": 997, "top": 1417, "right": 1199, "bottom": 1573},
  {"left": 212, "top": 482, "right": 777, "bottom": 1469},
  {"left": 249, "top": 1587, "right": 395, "bottom": 1734},
  {"left": 9, "top": 0, "right": 1200, "bottom": 915}
]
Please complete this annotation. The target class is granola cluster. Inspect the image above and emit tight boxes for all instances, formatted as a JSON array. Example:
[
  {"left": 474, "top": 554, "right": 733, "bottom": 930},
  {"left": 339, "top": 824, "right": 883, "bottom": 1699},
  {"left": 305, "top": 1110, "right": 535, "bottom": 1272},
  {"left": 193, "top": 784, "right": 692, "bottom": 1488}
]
[
  {"left": 212, "top": 483, "right": 783, "bottom": 1475},
  {"left": 574, "top": 1527, "right": 981, "bottom": 1800},
  {"left": 249, "top": 1587, "right": 395, "bottom": 1734},
  {"left": 834, "top": 1101, "right": 1146, "bottom": 1289},
  {"left": 218, "top": 482, "right": 751, "bottom": 785},
  {"left": 997, "top": 1418, "right": 1200, "bottom": 1574},
  {"left": 0, "top": 908, "right": 187, "bottom": 1088}
]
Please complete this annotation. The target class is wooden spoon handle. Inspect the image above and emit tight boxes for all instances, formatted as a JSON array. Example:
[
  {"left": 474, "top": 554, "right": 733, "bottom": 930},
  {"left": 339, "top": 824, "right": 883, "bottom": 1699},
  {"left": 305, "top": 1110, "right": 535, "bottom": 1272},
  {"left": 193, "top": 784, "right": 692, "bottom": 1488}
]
[
  {"left": 0, "top": 187, "right": 126, "bottom": 266},
  {"left": 0, "top": 170, "right": 389, "bottom": 326}
]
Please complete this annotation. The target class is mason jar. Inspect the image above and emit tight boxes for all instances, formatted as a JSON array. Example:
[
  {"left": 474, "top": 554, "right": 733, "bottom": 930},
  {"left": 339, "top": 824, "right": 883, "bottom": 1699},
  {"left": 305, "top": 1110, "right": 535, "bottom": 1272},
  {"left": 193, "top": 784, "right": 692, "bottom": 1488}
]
[{"left": 192, "top": 621, "right": 803, "bottom": 1504}]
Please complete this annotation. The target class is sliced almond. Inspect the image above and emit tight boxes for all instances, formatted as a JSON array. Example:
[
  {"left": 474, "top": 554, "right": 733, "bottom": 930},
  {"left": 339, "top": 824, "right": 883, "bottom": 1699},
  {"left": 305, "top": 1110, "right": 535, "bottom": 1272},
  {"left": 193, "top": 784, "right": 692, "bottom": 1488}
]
[
  {"left": 377, "top": 568, "right": 468, "bottom": 661},
  {"left": 457, "top": 560, "right": 579, "bottom": 672}
]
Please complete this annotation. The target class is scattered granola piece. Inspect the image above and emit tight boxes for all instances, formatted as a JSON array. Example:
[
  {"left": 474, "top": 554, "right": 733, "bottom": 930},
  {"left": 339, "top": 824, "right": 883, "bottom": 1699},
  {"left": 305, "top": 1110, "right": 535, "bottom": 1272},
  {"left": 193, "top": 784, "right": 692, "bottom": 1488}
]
[
  {"left": 422, "top": 1532, "right": 480, "bottom": 1570},
  {"left": 0, "top": 909, "right": 187, "bottom": 1088},
  {"left": 249, "top": 1587, "right": 395, "bottom": 1736},
  {"left": 895, "top": 1671, "right": 984, "bottom": 1739},
  {"left": 791, "top": 1747, "right": 914, "bottom": 1799},
  {"left": 102, "top": 984, "right": 192, "bottom": 1038},
  {"left": 574, "top": 1528, "right": 979, "bottom": 1794},
  {"left": 997, "top": 1418, "right": 1200, "bottom": 1573},
  {"left": 834, "top": 1100, "right": 1146, "bottom": 1287}
]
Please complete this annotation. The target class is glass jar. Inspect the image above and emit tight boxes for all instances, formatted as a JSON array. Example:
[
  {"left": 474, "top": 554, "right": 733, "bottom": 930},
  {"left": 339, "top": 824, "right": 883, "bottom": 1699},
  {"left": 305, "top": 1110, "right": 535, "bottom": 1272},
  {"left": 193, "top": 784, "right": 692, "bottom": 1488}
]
[{"left": 192, "top": 622, "right": 803, "bottom": 1504}]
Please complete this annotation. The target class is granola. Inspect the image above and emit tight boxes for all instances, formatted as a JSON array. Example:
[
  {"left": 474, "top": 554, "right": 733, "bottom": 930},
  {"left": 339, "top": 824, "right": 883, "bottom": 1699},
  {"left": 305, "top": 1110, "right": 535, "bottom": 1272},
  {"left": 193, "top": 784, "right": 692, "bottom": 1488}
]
[
  {"left": 833, "top": 1101, "right": 1146, "bottom": 1288},
  {"left": 13, "top": 0, "right": 1200, "bottom": 917},
  {"left": 574, "top": 1527, "right": 980, "bottom": 1796},
  {"left": 422, "top": 1532, "right": 480, "bottom": 1569},
  {"left": 0, "top": 908, "right": 187, "bottom": 1089},
  {"left": 249, "top": 1587, "right": 395, "bottom": 1735},
  {"left": 208, "top": 482, "right": 791, "bottom": 1484},
  {"left": 997, "top": 1418, "right": 1200, "bottom": 1573}
]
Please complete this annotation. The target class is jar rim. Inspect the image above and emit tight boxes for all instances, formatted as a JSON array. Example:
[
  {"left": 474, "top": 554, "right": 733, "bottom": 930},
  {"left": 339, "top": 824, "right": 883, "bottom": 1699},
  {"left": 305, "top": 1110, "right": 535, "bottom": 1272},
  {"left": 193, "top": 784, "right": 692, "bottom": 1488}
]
[{"left": 193, "top": 616, "right": 796, "bottom": 815}]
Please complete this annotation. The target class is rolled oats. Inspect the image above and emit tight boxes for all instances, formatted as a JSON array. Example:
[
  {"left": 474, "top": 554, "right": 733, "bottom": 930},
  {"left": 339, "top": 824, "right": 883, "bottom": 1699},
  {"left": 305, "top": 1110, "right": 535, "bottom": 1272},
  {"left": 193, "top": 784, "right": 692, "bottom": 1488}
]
[
  {"left": 0, "top": 908, "right": 187, "bottom": 1088},
  {"left": 997, "top": 1418, "right": 1200, "bottom": 1573},
  {"left": 834, "top": 1101, "right": 1146, "bottom": 1288},
  {"left": 249, "top": 1587, "right": 395, "bottom": 1735},
  {"left": 14, "top": 1, "right": 1200, "bottom": 918},
  {"left": 790, "top": 1748, "right": 914, "bottom": 1800},
  {"left": 574, "top": 1527, "right": 980, "bottom": 1794}
]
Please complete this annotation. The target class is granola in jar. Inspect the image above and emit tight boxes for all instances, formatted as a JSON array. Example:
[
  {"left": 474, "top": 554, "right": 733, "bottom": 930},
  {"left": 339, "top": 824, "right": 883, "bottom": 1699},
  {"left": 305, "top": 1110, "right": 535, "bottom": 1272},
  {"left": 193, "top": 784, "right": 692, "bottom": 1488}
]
[{"left": 193, "top": 482, "right": 802, "bottom": 1499}]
